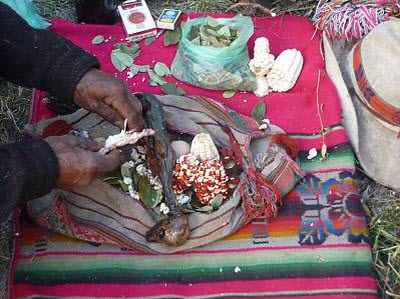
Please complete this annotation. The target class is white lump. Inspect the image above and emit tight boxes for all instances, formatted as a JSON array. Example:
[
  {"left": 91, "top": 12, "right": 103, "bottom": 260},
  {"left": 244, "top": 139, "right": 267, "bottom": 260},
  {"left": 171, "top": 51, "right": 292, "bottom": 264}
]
[{"left": 249, "top": 37, "right": 304, "bottom": 97}]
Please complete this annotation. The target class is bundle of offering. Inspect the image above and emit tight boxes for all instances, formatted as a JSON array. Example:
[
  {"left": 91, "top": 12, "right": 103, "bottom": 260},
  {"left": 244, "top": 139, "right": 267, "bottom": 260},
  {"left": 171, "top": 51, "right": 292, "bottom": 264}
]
[{"left": 26, "top": 94, "right": 304, "bottom": 252}]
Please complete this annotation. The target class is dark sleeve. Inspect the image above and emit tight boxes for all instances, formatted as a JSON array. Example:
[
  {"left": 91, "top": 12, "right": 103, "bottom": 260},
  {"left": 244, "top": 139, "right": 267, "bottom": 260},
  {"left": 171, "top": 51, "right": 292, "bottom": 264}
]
[
  {"left": 0, "top": 2, "right": 100, "bottom": 106},
  {"left": 0, "top": 140, "right": 59, "bottom": 222}
]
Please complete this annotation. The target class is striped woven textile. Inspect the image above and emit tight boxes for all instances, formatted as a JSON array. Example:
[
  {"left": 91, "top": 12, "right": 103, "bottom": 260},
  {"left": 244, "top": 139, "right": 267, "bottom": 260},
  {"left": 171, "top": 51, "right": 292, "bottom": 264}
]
[
  {"left": 11, "top": 153, "right": 377, "bottom": 298},
  {"left": 10, "top": 13, "right": 378, "bottom": 298}
]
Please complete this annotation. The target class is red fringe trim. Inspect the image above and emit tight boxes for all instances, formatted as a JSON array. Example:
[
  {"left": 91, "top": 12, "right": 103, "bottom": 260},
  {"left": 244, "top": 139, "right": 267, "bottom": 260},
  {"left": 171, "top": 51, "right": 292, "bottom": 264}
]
[{"left": 271, "top": 133, "right": 298, "bottom": 160}]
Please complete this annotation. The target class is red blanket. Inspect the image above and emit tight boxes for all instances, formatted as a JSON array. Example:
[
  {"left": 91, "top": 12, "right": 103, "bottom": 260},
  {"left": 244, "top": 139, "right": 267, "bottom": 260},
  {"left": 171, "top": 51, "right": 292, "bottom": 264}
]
[
  {"left": 16, "top": 13, "right": 377, "bottom": 299},
  {"left": 32, "top": 13, "right": 344, "bottom": 154}
]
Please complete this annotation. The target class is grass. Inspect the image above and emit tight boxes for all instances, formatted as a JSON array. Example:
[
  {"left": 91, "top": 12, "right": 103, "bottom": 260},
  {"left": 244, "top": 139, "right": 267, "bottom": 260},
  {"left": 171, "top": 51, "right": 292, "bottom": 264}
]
[
  {"left": 361, "top": 178, "right": 400, "bottom": 297},
  {"left": 0, "top": 0, "right": 399, "bottom": 298}
]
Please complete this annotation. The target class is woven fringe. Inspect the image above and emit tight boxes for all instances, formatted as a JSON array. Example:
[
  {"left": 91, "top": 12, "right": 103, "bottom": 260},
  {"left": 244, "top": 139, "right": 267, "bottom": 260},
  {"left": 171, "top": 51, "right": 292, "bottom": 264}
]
[
  {"left": 313, "top": 0, "right": 400, "bottom": 40},
  {"left": 240, "top": 168, "right": 282, "bottom": 218}
]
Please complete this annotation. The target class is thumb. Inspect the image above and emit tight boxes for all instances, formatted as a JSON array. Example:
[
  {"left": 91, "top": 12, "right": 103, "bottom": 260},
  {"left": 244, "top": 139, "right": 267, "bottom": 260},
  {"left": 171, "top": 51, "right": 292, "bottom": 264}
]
[
  {"left": 75, "top": 137, "right": 104, "bottom": 152},
  {"left": 94, "top": 149, "right": 120, "bottom": 172}
]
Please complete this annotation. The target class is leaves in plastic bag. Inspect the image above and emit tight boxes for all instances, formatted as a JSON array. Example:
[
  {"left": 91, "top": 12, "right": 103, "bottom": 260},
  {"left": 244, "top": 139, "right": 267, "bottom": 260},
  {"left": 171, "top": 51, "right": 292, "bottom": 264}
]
[
  {"left": 191, "top": 36, "right": 201, "bottom": 46},
  {"left": 251, "top": 101, "right": 266, "bottom": 123},
  {"left": 161, "top": 83, "right": 186, "bottom": 96},
  {"left": 217, "top": 26, "right": 231, "bottom": 38},
  {"left": 164, "top": 26, "right": 181, "bottom": 46},
  {"left": 92, "top": 35, "right": 105, "bottom": 45},
  {"left": 206, "top": 16, "right": 220, "bottom": 28},
  {"left": 223, "top": 90, "right": 236, "bottom": 99},
  {"left": 190, "top": 18, "right": 238, "bottom": 48},
  {"left": 154, "top": 62, "right": 171, "bottom": 77},
  {"left": 189, "top": 26, "right": 200, "bottom": 41}
]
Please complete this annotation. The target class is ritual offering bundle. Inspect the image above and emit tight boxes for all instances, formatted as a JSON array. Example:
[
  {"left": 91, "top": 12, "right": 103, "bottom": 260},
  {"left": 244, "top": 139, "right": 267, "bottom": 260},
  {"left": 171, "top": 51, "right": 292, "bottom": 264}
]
[
  {"left": 26, "top": 94, "right": 304, "bottom": 253},
  {"left": 171, "top": 16, "right": 257, "bottom": 91}
]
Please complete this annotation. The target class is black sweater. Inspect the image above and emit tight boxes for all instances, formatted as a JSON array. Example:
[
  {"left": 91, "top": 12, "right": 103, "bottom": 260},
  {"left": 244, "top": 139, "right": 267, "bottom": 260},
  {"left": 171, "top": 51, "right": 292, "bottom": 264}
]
[{"left": 0, "top": 3, "right": 99, "bottom": 222}]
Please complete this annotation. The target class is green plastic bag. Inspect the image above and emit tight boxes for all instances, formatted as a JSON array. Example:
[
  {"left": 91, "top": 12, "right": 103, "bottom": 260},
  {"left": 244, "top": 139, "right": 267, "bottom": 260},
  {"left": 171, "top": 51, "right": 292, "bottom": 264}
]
[
  {"left": 1, "top": 0, "right": 49, "bottom": 29},
  {"left": 171, "top": 16, "right": 257, "bottom": 91}
]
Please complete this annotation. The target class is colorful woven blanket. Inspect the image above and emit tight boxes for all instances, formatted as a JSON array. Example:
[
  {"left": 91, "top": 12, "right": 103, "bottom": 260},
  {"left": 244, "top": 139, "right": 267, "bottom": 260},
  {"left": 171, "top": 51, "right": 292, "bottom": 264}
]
[{"left": 10, "top": 13, "right": 378, "bottom": 298}]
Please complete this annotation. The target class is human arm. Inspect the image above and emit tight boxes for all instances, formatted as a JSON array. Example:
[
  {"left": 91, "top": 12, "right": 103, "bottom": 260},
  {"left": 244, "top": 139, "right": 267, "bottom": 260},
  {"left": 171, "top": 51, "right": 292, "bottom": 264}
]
[
  {"left": 0, "top": 136, "right": 119, "bottom": 223},
  {"left": 0, "top": 2, "right": 142, "bottom": 131}
]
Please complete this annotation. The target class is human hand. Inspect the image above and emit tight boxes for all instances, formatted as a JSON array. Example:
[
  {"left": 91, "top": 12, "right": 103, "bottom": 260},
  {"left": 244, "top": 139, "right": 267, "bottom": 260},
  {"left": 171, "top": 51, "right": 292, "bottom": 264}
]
[
  {"left": 73, "top": 68, "right": 143, "bottom": 131},
  {"left": 45, "top": 135, "right": 120, "bottom": 190}
]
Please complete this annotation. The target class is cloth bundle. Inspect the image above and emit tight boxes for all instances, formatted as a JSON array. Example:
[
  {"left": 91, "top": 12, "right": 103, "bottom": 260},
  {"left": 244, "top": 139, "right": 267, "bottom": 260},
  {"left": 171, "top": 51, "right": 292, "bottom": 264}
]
[{"left": 26, "top": 94, "right": 304, "bottom": 254}]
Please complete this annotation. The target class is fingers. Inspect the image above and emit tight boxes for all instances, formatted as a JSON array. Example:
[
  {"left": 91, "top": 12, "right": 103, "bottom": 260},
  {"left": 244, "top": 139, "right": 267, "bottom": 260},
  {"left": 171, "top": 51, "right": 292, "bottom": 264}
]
[
  {"left": 109, "top": 92, "right": 143, "bottom": 131},
  {"left": 47, "top": 135, "right": 104, "bottom": 152},
  {"left": 93, "top": 149, "right": 120, "bottom": 173},
  {"left": 97, "top": 101, "right": 125, "bottom": 128}
]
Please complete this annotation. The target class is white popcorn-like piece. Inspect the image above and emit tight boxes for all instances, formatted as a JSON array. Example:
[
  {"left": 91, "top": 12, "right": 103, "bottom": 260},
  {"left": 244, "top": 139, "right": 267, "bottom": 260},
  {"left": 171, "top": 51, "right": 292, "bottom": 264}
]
[
  {"left": 267, "top": 49, "right": 304, "bottom": 92},
  {"left": 249, "top": 37, "right": 275, "bottom": 77},
  {"left": 254, "top": 75, "right": 270, "bottom": 97},
  {"left": 99, "top": 129, "right": 155, "bottom": 155}
]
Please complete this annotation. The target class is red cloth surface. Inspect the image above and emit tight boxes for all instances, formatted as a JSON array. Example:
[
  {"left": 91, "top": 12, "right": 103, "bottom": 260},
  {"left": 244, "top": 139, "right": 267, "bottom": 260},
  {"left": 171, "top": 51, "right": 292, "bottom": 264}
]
[{"left": 32, "top": 13, "right": 345, "bottom": 152}]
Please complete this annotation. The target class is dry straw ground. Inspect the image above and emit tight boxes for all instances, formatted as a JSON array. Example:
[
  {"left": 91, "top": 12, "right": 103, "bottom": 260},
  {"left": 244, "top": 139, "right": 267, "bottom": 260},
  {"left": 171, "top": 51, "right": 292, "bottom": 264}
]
[{"left": 0, "top": 1, "right": 398, "bottom": 298}]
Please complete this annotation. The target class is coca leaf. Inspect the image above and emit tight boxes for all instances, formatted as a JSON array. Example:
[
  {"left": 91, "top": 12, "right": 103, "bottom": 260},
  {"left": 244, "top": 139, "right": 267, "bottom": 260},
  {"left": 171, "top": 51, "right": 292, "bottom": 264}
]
[
  {"left": 129, "top": 65, "right": 140, "bottom": 77},
  {"left": 92, "top": 35, "right": 105, "bottom": 45},
  {"left": 149, "top": 80, "right": 158, "bottom": 87},
  {"left": 189, "top": 25, "right": 200, "bottom": 41},
  {"left": 217, "top": 26, "right": 231, "bottom": 38},
  {"left": 223, "top": 90, "right": 236, "bottom": 99},
  {"left": 251, "top": 101, "right": 266, "bottom": 123},
  {"left": 120, "top": 164, "right": 132, "bottom": 178},
  {"left": 161, "top": 83, "right": 186, "bottom": 96},
  {"left": 164, "top": 27, "right": 181, "bottom": 46},
  {"left": 148, "top": 69, "right": 166, "bottom": 85},
  {"left": 138, "top": 177, "right": 162, "bottom": 209},
  {"left": 210, "top": 195, "right": 224, "bottom": 209},
  {"left": 154, "top": 62, "right": 171, "bottom": 77},
  {"left": 191, "top": 36, "right": 201, "bottom": 46},
  {"left": 119, "top": 43, "right": 140, "bottom": 56},
  {"left": 111, "top": 50, "right": 133, "bottom": 72},
  {"left": 138, "top": 65, "right": 150, "bottom": 72},
  {"left": 118, "top": 180, "right": 129, "bottom": 192}
]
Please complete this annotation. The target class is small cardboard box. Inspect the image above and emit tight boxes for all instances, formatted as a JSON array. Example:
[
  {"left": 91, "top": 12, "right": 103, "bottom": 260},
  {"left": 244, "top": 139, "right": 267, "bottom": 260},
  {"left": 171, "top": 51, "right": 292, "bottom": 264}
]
[
  {"left": 156, "top": 9, "right": 182, "bottom": 30},
  {"left": 118, "top": 0, "right": 157, "bottom": 41}
]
